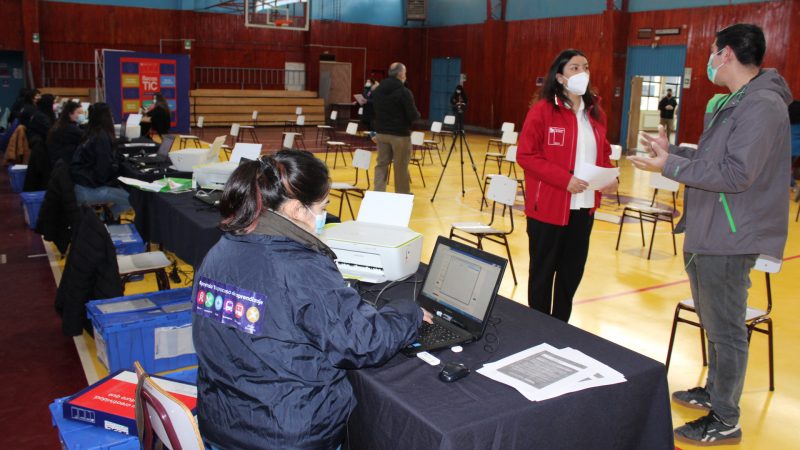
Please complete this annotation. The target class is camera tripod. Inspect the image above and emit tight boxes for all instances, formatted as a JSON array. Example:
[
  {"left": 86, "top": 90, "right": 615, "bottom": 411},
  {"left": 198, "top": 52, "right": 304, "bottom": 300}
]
[{"left": 430, "top": 123, "right": 485, "bottom": 203}]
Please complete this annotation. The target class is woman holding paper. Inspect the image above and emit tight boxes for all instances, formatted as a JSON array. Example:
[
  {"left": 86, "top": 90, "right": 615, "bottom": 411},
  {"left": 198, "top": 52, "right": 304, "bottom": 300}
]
[{"left": 517, "top": 49, "right": 617, "bottom": 322}]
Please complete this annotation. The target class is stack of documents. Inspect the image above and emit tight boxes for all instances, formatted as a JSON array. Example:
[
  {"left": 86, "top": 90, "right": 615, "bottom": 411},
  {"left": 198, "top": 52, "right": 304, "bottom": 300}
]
[
  {"left": 477, "top": 343, "right": 626, "bottom": 401},
  {"left": 118, "top": 176, "right": 192, "bottom": 193}
]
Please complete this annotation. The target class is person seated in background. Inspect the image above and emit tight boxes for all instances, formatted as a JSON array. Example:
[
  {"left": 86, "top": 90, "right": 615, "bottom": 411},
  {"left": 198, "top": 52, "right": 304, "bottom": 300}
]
[
  {"left": 70, "top": 102, "right": 131, "bottom": 220},
  {"left": 22, "top": 94, "right": 57, "bottom": 191},
  {"left": 26, "top": 93, "right": 56, "bottom": 144},
  {"left": 139, "top": 92, "right": 171, "bottom": 142},
  {"left": 192, "top": 150, "right": 429, "bottom": 450},
  {"left": 48, "top": 101, "right": 85, "bottom": 165},
  {"left": 10, "top": 87, "right": 40, "bottom": 126}
]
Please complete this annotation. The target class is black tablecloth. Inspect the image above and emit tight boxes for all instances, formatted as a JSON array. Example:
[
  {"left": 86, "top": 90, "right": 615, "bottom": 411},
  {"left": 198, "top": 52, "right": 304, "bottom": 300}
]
[
  {"left": 129, "top": 189, "right": 222, "bottom": 267},
  {"left": 348, "top": 277, "right": 674, "bottom": 450}
]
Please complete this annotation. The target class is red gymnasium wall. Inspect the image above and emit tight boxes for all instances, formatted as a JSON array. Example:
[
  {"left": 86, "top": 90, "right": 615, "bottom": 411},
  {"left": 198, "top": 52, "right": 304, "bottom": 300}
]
[{"left": 1, "top": 0, "right": 798, "bottom": 144}]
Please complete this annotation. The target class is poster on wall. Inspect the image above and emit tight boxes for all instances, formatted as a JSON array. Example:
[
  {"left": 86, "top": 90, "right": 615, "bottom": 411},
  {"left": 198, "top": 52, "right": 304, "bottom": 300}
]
[{"left": 103, "top": 50, "right": 190, "bottom": 134}]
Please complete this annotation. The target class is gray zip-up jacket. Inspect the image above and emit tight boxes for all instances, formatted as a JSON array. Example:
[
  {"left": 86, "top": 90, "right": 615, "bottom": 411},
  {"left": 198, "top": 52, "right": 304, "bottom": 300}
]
[{"left": 662, "top": 68, "right": 792, "bottom": 259}]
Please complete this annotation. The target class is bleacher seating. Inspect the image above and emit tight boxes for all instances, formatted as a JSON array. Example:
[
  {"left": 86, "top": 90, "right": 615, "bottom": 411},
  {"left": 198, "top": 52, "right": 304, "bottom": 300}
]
[
  {"left": 190, "top": 89, "right": 325, "bottom": 127},
  {"left": 39, "top": 87, "right": 92, "bottom": 103}
]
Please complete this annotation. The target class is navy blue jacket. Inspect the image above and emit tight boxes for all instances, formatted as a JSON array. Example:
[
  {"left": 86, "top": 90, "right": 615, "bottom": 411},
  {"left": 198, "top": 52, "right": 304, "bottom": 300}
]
[
  {"left": 192, "top": 212, "right": 421, "bottom": 450},
  {"left": 70, "top": 132, "right": 119, "bottom": 188}
]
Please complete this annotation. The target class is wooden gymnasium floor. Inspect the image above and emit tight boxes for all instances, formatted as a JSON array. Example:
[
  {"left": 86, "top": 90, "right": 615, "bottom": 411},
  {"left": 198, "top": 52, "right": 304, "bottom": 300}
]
[{"left": 20, "top": 126, "right": 800, "bottom": 448}]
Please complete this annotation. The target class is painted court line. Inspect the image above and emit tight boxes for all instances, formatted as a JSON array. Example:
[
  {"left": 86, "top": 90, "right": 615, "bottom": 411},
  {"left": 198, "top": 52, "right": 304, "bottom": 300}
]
[
  {"left": 576, "top": 253, "right": 800, "bottom": 305},
  {"left": 575, "top": 278, "right": 689, "bottom": 305}
]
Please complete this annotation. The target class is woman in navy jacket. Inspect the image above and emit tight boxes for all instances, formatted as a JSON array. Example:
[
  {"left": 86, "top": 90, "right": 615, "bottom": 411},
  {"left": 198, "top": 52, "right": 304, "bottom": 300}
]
[
  {"left": 517, "top": 49, "right": 617, "bottom": 322},
  {"left": 192, "top": 150, "right": 429, "bottom": 450},
  {"left": 70, "top": 102, "right": 130, "bottom": 220}
]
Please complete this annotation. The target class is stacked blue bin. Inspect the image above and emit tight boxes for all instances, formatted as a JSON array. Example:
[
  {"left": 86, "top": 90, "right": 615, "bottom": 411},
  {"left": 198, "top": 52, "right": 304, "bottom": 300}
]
[
  {"left": 49, "top": 367, "right": 197, "bottom": 449},
  {"left": 107, "top": 224, "right": 146, "bottom": 255},
  {"left": 86, "top": 288, "right": 196, "bottom": 374},
  {"left": 50, "top": 397, "right": 139, "bottom": 450},
  {"left": 20, "top": 191, "right": 46, "bottom": 230},
  {"left": 8, "top": 165, "right": 26, "bottom": 193},
  {"left": 107, "top": 224, "right": 147, "bottom": 280}
]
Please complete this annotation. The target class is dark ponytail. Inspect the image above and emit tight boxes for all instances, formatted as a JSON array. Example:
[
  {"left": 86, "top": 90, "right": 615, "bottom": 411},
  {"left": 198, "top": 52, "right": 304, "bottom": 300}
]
[{"left": 219, "top": 150, "right": 330, "bottom": 234}]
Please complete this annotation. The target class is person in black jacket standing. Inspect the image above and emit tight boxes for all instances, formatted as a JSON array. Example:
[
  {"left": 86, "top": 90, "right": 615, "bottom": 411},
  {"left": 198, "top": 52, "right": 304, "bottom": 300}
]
[
  {"left": 47, "top": 101, "right": 85, "bottom": 164},
  {"left": 658, "top": 88, "right": 678, "bottom": 142},
  {"left": 70, "top": 102, "right": 131, "bottom": 220},
  {"left": 372, "top": 62, "right": 420, "bottom": 194},
  {"left": 450, "top": 84, "right": 468, "bottom": 132}
]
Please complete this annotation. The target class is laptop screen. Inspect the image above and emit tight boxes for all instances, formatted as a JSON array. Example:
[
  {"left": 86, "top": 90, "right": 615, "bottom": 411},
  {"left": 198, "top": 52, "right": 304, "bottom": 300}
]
[
  {"left": 158, "top": 135, "right": 176, "bottom": 157},
  {"left": 417, "top": 236, "right": 507, "bottom": 335}
]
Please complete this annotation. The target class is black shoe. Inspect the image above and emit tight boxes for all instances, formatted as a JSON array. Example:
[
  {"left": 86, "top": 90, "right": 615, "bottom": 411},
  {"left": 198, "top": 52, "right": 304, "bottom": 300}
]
[
  {"left": 674, "top": 410, "right": 741, "bottom": 446},
  {"left": 672, "top": 386, "right": 712, "bottom": 411}
]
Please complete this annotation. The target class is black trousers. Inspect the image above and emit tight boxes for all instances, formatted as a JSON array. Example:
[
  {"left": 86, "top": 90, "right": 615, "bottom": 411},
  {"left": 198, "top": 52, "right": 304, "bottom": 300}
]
[{"left": 527, "top": 209, "right": 594, "bottom": 322}]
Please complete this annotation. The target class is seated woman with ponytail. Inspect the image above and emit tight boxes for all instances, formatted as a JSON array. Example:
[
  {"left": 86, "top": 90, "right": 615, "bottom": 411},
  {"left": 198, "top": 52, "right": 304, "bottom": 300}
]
[{"left": 191, "top": 149, "right": 430, "bottom": 450}]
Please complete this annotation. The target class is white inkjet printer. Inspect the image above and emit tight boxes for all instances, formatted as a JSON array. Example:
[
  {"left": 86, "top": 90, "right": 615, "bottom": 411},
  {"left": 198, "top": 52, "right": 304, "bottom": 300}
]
[
  {"left": 322, "top": 192, "right": 422, "bottom": 284},
  {"left": 192, "top": 143, "right": 262, "bottom": 190}
]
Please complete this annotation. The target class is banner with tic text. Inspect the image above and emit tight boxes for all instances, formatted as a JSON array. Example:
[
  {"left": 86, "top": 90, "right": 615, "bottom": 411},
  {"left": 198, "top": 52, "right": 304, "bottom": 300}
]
[{"left": 103, "top": 50, "right": 190, "bottom": 134}]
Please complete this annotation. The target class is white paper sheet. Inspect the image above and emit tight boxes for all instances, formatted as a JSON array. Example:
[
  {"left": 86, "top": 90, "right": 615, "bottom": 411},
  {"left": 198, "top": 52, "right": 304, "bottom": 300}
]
[
  {"left": 356, "top": 191, "right": 414, "bottom": 227},
  {"left": 95, "top": 298, "right": 156, "bottom": 314},
  {"left": 477, "top": 343, "right": 626, "bottom": 402},
  {"left": 117, "top": 176, "right": 165, "bottom": 192},
  {"left": 573, "top": 163, "right": 619, "bottom": 190}
]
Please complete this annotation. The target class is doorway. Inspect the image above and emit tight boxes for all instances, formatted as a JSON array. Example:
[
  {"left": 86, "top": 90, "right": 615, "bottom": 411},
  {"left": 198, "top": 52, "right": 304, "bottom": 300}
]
[
  {"left": 319, "top": 61, "right": 352, "bottom": 106},
  {"left": 620, "top": 46, "right": 686, "bottom": 149},
  {"left": 429, "top": 57, "right": 461, "bottom": 122}
]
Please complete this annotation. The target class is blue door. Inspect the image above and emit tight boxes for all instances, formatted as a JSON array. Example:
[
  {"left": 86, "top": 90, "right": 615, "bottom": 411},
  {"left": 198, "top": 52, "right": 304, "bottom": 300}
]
[
  {"left": 0, "top": 51, "right": 25, "bottom": 127},
  {"left": 620, "top": 45, "right": 686, "bottom": 148},
  {"left": 429, "top": 57, "right": 461, "bottom": 122}
]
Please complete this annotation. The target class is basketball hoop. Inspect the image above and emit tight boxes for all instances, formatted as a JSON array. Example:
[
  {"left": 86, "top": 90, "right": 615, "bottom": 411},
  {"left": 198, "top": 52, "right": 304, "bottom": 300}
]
[{"left": 274, "top": 19, "right": 292, "bottom": 27}]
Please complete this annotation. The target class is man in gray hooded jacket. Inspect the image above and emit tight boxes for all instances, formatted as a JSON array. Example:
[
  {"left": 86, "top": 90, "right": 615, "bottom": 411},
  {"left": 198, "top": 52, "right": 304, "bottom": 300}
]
[{"left": 631, "top": 23, "right": 791, "bottom": 446}]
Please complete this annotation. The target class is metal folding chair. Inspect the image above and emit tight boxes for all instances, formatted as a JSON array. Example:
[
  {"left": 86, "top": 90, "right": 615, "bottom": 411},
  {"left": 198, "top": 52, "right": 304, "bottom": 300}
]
[{"left": 450, "top": 175, "right": 519, "bottom": 284}]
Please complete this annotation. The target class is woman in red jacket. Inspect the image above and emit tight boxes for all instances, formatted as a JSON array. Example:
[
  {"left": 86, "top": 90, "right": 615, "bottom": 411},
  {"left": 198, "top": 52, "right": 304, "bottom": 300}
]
[{"left": 517, "top": 49, "right": 617, "bottom": 322}]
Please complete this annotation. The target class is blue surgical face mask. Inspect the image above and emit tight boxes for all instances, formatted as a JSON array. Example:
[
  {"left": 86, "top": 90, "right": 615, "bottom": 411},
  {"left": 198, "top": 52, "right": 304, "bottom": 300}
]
[
  {"left": 76, "top": 113, "right": 87, "bottom": 125},
  {"left": 706, "top": 49, "right": 725, "bottom": 84},
  {"left": 306, "top": 206, "right": 326, "bottom": 235}
]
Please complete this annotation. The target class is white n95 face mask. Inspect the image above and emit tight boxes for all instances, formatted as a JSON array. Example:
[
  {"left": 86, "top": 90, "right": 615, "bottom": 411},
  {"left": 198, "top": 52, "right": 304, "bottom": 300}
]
[{"left": 564, "top": 72, "right": 590, "bottom": 96}]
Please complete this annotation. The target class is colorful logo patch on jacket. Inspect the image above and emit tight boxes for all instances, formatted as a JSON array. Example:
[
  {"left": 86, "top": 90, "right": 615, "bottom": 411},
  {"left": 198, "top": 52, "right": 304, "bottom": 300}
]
[{"left": 193, "top": 277, "right": 267, "bottom": 335}]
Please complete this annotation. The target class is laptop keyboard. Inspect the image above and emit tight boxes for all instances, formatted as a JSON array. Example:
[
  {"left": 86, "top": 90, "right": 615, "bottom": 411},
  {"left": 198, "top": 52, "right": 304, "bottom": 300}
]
[{"left": 417, "top": 322, "right": 462, "bottom": 346}]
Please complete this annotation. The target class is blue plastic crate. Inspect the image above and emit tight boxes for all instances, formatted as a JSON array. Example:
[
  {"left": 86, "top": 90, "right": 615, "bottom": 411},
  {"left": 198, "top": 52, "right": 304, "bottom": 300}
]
[
  {"left": 50, "top": 397, "right": 139, "bottom": 450},
  {"left": 20, "top": 190, "right": 45, "bottom": 230},
  {"left": 107, "top": 224, "right": 147, "bottom": 281},
  {"left": 106, "top": 224, "right": 146, "bottom": 255},
  {"left": 8, "top": 165, "right": 26, "bottom": 193},
  {"left": 87, "top": 288, "right": 196, "bottom": 373}
]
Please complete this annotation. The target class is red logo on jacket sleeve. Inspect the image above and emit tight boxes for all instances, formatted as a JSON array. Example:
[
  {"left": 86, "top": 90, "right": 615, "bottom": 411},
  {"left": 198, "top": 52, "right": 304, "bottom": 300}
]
[{"left": 547, "top": 127, "right": 566, "bottom": 146}]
